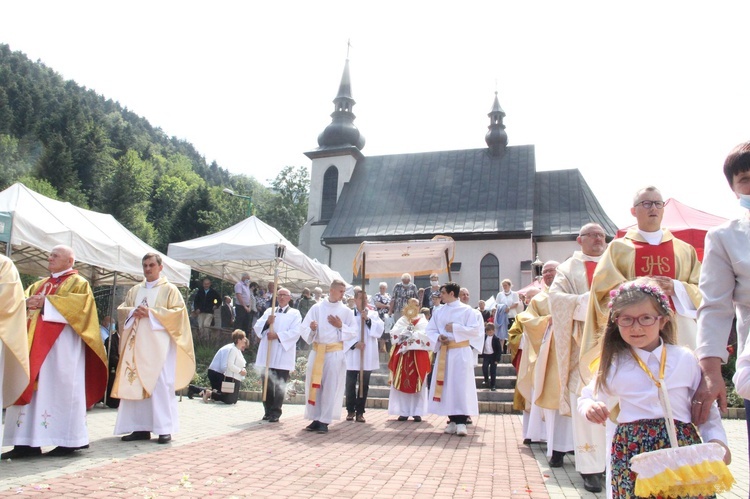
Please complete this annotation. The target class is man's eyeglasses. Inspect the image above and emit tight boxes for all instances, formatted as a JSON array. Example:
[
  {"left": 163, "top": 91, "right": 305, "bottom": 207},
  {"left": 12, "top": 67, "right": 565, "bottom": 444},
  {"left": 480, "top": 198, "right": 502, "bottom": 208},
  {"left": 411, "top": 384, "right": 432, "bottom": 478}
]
[
  {"left": 580, "top": 233, "right": 606, "bottom": 239},
  {"left": 633, "top": 200, "right": 667, "bottom": 210},
  {"left": 613, "top": 314, "right": 662, "bottom": 327}
]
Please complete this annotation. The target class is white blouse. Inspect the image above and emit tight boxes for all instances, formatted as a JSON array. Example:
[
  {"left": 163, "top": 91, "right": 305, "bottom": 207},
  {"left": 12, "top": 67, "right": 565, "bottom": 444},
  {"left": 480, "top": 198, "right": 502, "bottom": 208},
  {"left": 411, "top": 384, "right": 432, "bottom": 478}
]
[
  {"left": 578, "top": 341, "right": 727, "bottom": 445},
  {"left": 224, "top": 345, "right": 246, "bottom": 381}
]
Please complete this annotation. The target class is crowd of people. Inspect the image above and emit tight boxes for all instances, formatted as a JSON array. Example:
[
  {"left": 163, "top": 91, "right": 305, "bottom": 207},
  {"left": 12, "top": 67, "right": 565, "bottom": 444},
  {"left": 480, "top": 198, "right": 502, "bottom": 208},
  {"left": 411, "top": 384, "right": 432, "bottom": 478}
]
[{"left": 1, "top": 141, "right": 749, "bottom": 498}]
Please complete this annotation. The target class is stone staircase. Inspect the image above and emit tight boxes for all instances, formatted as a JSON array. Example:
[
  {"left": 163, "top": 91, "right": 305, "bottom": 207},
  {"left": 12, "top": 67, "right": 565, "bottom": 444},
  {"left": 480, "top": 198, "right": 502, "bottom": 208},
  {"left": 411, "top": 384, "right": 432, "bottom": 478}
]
[
  {"left": 237, "top": 353, "right": 520, "bottom": 414},
  {"left": 363, "top": 353, "right": 518, "bottom": 414}
]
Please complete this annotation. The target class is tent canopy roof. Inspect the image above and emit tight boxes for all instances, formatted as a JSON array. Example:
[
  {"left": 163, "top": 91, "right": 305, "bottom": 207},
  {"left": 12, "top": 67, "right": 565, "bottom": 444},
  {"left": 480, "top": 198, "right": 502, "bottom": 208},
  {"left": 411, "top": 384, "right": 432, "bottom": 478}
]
[
  {"left": 0, "top": 183, "right": 190, "bottom": 286},
  {"left": 353, "top": 236, "right": 456, "bottom": 279},
  {"left": 167, "top": 216, "right": 346, "bottom": 292},
  {"left": 617, "top": 198, "right": 728, "bottom": 234}
]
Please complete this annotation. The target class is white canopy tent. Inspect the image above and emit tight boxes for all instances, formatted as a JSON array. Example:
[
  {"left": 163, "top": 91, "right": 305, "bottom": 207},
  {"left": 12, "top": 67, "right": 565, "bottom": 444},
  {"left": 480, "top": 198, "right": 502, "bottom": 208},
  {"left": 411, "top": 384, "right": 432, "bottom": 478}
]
[
  {"left": 352, "top": 236, "right": 456, "bottom": 279},
  {"left": 0, "top": 183, "right": 191, "bottom": 286},
  {"left": 167, "top": 215, "right": 346, "bottom": 292}
]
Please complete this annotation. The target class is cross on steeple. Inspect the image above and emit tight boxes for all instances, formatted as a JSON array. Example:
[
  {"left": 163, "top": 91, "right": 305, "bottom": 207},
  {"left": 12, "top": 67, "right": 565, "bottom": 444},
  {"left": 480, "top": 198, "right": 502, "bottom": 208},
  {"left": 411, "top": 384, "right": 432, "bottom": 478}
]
[{"left": 346, "top": 39, "right": 352, "bottom": 59}]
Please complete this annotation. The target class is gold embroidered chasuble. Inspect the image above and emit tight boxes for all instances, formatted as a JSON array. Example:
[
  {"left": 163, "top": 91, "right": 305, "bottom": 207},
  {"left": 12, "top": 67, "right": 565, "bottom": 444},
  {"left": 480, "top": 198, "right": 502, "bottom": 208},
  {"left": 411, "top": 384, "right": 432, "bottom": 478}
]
[
  {"left": 548, "top": 253, "right": 593, "bottom": 416},
  {"left": 580, "top": 228, "right": 701, "bottom": 384},
  {"left": 0, "top": 255, "right": 29, "bottom": 407},
  {"left": 24, "top": 271, "right": 107, "bottom": 407},
  {"left": 516, "top": 289, "right": 561, "bottom": 411},
  {"left": 113, "top": 277, "right": 195, "bottom": 399}
]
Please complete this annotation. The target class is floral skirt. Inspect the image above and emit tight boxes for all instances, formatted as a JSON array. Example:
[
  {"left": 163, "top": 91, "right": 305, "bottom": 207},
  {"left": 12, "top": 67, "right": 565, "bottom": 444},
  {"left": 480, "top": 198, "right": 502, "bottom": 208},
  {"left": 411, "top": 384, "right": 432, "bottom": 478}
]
[{"left": 612, "top": 418, "right": 715, "bottom": 499}]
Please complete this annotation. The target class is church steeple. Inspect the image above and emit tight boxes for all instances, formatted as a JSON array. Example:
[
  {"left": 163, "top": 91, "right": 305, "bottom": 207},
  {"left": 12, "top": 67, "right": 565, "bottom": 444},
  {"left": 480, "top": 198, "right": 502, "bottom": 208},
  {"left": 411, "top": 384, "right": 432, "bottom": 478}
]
[
  {"left": 317, "top": 59, "right": 366, "bottom": 151},
  {"left": 485, "top": 91, "right": 508, "bottom": 157}
]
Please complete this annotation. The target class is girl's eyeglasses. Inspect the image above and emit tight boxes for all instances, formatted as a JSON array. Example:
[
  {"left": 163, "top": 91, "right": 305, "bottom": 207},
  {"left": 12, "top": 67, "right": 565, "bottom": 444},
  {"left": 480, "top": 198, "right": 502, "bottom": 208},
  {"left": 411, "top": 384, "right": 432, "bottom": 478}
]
[{"left": 614, "top": 314, "right": 662, "bottom": 327}]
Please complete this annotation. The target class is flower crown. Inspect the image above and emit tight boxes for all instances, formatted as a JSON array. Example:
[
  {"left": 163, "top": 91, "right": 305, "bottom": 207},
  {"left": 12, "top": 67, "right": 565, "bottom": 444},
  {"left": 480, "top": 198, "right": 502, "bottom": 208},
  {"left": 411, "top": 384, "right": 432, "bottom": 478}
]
[{"left": 608, "top": 281, "right": 670, "bottom": 314}]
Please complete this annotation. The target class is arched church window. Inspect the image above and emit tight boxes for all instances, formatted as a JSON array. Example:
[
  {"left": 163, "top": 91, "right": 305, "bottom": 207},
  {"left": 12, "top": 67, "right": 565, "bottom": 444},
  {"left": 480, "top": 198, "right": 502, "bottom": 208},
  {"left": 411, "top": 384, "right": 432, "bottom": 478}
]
[
  {"left": 480, "top": 253, "right": 499, "bottom": 301},
  {"left": 321, "top": 166, "right": 338, "bottom": 221}
]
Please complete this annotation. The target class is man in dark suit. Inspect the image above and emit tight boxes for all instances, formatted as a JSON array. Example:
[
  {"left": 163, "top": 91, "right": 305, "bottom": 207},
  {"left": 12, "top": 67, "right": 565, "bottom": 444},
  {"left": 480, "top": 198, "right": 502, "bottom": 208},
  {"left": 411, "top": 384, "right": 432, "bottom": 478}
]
[{"left": 220, "top": 296, "right": 235, "bottom": 329}]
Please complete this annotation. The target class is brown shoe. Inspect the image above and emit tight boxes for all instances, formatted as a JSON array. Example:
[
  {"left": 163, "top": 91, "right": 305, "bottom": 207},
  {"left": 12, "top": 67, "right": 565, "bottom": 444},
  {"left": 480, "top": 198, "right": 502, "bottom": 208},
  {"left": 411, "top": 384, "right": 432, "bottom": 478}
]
[
  {"left": 355, "top": 414, "right": 366, "bottom": 423},
  {"left": 346, "top": 412, "right": 355, "bottom": 421}
]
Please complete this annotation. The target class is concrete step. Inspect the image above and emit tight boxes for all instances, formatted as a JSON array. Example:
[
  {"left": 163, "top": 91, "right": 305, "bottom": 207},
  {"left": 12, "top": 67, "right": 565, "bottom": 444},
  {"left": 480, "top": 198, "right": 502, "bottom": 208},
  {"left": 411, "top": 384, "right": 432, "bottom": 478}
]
[
  {"left": 369, "top": 372, "right": 516, "bottom": 390},
  {"left": 235, "top": 390, "right": 519, "bottom": 414}
]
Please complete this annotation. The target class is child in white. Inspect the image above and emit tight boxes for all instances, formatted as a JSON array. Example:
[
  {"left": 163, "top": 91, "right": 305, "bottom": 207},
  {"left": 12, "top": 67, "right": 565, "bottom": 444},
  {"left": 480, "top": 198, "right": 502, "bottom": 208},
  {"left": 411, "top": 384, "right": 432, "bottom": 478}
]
[{"left": 578, "top": 279, "right": 729, "bottom": 498}]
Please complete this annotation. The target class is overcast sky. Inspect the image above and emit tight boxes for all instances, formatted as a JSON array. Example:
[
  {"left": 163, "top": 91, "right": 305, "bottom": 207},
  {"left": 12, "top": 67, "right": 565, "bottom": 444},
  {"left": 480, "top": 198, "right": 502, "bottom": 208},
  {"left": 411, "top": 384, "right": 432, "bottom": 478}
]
[{"left": 2, "top": 1, "right": 749, "bottom": 228}]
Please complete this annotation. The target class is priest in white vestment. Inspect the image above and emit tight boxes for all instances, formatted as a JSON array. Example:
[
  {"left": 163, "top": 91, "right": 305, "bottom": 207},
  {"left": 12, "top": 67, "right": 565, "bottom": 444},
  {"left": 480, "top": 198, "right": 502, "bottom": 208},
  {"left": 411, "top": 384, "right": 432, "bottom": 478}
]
[
  {"left": 344, "top": 291, "right": 384, "bottom": 423},
  {"left": 426, "top": 282, "right": 482, "bottom": 437},
  {"left": 113, "top": 253, "right": 195, "bottom": 444},
  {"left": 254, "top": 287, "right": 302, "bottom": 422},
  {"left": 548, "top": 224, "right": 608, "bottom": 493},
  {"left": 2, "top": 246, "right": 107, "bottom": 459},
  {"left": 299, "top": 279, "right": 357, "bottom": 434}
]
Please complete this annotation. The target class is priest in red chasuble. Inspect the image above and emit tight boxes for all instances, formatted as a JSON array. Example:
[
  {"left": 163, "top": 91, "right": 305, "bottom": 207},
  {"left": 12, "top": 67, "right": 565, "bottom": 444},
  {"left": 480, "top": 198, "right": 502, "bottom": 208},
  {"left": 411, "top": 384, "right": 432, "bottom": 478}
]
[
  {"left": 580, "top": 186, "right": 702, "bottom": 385},
  {"left": 2, "top": 245, "right": 107, "bottom": 459},
  {"left": 387, "top": 298, "right": 432, "bottom": 422}
]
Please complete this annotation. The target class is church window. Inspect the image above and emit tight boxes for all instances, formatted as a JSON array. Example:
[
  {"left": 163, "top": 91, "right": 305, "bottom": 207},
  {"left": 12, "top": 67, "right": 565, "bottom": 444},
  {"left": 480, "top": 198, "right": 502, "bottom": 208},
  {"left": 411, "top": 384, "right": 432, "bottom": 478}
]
[
  {"left": 480, "top": 253, "right": 499, "bottom": 301},
  {"left": 321, "top": 166, "right": 338, "bottom": 221}
]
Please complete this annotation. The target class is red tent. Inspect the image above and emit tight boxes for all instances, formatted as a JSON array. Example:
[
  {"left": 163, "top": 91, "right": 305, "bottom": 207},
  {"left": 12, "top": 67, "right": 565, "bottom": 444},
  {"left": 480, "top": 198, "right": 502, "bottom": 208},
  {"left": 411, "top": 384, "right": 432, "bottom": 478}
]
[
  {"left": 517, "top": 277, "right": 543, "bottom": 296},
  {"left": 616, "top": 198, "right": 727, "bottom": 261}
]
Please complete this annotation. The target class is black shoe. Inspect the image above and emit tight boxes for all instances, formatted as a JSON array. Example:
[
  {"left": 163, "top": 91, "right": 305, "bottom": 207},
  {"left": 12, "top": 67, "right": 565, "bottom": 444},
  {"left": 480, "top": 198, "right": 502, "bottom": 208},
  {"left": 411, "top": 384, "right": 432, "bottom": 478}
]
[
  {"left": 262, "top": 415, "right": 270, "bottom": 421},
  {"left": 46, "top": 445, "right": 87, "bottom": 457},
  {"left": 305, "top": 421, "right": 321, "bottom": 431},
  {"left": 522, "top": 438, "right": 532, "bottom": 445},
  {"left": 157, "top": 434, "right": 171, "bottom": 444},
  {"left": 1, "top": 445, "right": 41, "bottom": 460},
  {"left": 346, "top": 412, "right": 355, "bottom": 421},
  {"left": 412, "top": 416, "right": 422, "bottom": 422},
  {"left": 582, "top": 473, "right": 602, "bottom": 492},
  {"left": 187, "top": 385, "right": 202, "bottom": 399},
  {"left": 490, "top": 387, "right": 496, "bottom": 391},
  {"left": 268, "top": 416, "right": 279, "bottom": 423},
  {"left": 466, "top": 417, "right": 473, "bottom": 425},
  {"left": 397, "top": 416, "right": 408, "bottom": 421},
  {"left": 316, "top": 423, "right": 329, "bottom": 434},
  {"left": 549, "top": 450, "right": 565, "bottom": 468},
  {"left": 121, "top": 431, "right": 151, "bottom": 442}
]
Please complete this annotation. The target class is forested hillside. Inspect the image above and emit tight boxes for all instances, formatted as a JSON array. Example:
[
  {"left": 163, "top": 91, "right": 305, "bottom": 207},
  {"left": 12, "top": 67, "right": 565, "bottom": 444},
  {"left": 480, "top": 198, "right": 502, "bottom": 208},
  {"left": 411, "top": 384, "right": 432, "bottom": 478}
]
[{"left": 0, "top": 44, "right": 308, "bottom": 250}]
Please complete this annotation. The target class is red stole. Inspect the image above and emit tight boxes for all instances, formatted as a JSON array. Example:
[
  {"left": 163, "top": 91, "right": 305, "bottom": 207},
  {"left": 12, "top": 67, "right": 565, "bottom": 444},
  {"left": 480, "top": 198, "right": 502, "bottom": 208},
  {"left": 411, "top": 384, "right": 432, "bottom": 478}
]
[
  {"left": 633, "top": 239, "right": 676, "bottom": 308},
  {"left": 584, "top": 261, "right": 597, "bottom": 288},
  {"left": 16, "top": 270, "right": 78, "bottom": 405}
]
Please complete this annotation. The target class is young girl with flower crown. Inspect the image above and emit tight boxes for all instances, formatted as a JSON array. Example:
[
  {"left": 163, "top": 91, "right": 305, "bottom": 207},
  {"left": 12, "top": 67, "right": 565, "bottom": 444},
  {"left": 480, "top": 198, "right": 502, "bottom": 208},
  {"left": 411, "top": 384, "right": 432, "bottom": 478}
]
[{"left": 578, "top": 278, "right": 731, "bottom": 498}]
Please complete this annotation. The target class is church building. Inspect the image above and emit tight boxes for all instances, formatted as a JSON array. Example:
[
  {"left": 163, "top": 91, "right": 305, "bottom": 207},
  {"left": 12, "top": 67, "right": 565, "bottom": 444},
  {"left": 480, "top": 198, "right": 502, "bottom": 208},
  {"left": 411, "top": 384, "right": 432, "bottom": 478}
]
[{"left": 298, "top": 59, "right": 617, "bottom": 300}]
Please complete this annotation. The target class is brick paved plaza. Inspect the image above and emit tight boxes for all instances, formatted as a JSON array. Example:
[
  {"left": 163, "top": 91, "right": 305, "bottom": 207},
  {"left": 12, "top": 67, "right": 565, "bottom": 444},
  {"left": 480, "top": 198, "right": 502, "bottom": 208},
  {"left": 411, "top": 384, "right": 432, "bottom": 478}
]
[{"left": 1, "top": 399, "right": 748, "bottom": 498}]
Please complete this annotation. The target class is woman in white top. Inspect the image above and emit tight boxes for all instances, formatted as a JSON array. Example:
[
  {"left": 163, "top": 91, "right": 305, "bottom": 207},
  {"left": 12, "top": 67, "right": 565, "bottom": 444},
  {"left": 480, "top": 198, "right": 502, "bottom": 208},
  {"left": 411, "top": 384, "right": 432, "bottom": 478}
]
[{"left": 204, "top": 329, "right": 247, "bottom": 404}]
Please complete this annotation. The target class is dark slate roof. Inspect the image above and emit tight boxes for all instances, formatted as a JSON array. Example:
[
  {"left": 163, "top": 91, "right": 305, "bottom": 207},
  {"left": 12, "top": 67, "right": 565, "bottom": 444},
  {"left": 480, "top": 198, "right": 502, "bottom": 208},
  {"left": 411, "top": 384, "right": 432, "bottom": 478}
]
[
  {"left": 321, "top": 146, "right": 617, "bottom": 243},
  {"left": 322, "top": 146, "right": 535, "bottom": 243},
  {"left": 533, "top": 169, "right": 618, "bottom": 240}
]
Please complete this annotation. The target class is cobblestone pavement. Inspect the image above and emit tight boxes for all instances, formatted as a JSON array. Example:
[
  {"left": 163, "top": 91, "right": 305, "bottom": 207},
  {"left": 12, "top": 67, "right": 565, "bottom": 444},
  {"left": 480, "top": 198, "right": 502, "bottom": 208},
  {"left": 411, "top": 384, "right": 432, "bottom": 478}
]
[{"left": 1, "top": 399, "right": 747, "bottom": 498}]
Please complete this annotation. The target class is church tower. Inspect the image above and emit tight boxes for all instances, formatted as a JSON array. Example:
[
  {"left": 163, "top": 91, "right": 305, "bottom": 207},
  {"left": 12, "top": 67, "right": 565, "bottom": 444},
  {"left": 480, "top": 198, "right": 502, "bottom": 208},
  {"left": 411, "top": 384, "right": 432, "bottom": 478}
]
[
  {"left": 485, "top": 91, "right": 508, "bottom": 157},
  {"left": 299, "top": 58, "right": 365, "bottom": 260}
]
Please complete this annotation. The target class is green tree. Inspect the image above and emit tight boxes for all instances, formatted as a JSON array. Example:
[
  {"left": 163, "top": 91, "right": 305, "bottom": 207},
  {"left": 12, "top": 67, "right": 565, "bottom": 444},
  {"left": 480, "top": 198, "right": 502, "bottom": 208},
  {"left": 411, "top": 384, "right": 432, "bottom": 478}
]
[
  {"left": 106, "top": 149, "right": 155, "bottom": 243},
  {"left": 256, "top": 166, "right": 309, "bottom": 244}
]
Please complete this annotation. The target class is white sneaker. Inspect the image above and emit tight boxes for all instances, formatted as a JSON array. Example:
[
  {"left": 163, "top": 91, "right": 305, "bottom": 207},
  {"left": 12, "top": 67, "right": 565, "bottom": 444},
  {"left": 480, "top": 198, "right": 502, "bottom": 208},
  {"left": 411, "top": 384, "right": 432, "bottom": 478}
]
[
  {"left": 456, "top": 424, "right": 468, "bottom": 436},
  {"left": 444, "top": 422, "right": 457, "bottom": 434}
]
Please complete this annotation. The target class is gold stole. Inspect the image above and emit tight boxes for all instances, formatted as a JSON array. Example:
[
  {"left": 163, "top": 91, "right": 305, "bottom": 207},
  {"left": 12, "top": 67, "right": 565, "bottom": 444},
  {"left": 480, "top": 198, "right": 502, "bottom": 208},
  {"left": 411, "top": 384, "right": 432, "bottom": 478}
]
[
  {"left": 432, "top": 340, "right": 470, "bottom": 402},
  {"left": 307, "top": 341, "right": 343, "bottom": 406}
]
